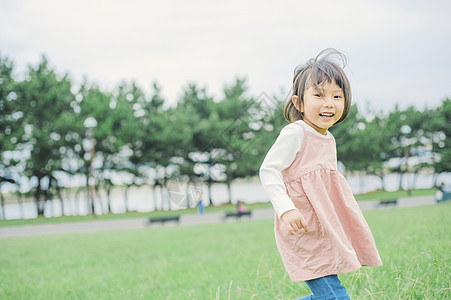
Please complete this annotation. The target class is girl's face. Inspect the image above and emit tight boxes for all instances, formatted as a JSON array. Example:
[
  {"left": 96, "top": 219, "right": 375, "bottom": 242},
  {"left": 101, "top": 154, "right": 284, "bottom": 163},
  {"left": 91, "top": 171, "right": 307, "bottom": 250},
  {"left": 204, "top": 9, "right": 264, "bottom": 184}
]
[{"left": 293, "top": 80, "right": 345, "bottom": 135}]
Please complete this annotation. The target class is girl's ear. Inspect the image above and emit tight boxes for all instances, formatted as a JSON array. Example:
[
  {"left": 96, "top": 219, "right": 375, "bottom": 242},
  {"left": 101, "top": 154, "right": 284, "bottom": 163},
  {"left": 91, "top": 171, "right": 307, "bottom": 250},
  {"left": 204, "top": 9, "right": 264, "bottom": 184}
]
[{"left": 292, "top": 95, "right": 303, "bottom": 112}]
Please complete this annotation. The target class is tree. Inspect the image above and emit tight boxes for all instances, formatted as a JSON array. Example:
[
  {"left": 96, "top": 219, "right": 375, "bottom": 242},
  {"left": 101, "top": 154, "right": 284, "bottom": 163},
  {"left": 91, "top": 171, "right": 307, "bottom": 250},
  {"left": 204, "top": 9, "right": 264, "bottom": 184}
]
[
  {"left": 383, "top": 106, "right": 428, "bottom": 191},
  {"left": 72, "top": 81, "right": 114, "bottom": 214},
  {"left": 252, "top": 90, "right": 288, "bottom": 166},
  {"left": 212, "top": 78, "right": 267, "bottom": 203},
  {"left": 331, "top": 106, "right": 389, "bottom": 191},
  {"left": 128, "top": 82, "right": 193, "bottom": 210},
  {"left": 0, "top": 55, "right": 23, "bottom": 155},
  {"left": 175, "top": 83, "right": 220, "bottom": 205},
  {"left": 427, "top": 98, "right": 451, "bottom": 184},
  {"left": 0, "top": 54, "right": 22, "bottom": 218},
  {"left": 330, "top": 105, "right": 361, "bottom": 172},
  {"left": 363, "top": 114, "right": 390, "bottom": 190},
  {"left": 16, "top": 56, "right": 75, "bottom": 215},
  {"left": 75, "top": 80, "right": 145, "bottom": 214}
]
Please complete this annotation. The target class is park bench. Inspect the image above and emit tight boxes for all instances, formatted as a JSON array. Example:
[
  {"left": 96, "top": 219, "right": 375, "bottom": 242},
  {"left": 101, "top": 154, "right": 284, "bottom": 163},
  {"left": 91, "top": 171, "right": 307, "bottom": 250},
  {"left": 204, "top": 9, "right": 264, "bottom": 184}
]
[
  {"left": 377, "top": 199, "right": 398, "bottom": 208},
  {"left": 148, "top": 216, "right": 180, "bottom": 225},
  {"left": 223, "top": 211, "right": 252, "bottom": 220}
]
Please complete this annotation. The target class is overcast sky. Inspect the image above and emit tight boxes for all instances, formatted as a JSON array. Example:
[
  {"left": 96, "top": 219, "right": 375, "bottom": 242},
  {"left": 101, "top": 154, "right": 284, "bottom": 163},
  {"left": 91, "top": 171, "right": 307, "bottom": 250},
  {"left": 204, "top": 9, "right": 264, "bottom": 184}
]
[{"left": 1, "top": 0, "right": 450, "bottom": 112}]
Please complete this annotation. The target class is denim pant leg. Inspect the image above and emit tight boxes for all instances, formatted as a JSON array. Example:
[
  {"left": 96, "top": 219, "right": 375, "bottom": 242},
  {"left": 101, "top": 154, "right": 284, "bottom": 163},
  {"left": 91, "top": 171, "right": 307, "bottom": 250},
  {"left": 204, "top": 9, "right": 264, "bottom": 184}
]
[
  {"left": 297, "top": 275, "right": 350, "bottom": 300},
  {"left": 295, "top": 295, "right": 314, "bottom": 300}
]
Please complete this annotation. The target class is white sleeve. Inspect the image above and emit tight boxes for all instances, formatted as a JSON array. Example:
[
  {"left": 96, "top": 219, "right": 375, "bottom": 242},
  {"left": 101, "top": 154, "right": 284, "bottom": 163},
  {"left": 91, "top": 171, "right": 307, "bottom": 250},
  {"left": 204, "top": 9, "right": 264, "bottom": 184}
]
[{"left": 259, "top": 123, "right": 304, "bottom": 219}]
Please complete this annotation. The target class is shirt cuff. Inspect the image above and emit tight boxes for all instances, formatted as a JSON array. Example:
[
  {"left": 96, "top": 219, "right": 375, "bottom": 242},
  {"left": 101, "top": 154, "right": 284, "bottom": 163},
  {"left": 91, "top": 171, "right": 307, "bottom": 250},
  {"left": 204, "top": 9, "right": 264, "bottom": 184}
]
[{"left": 272, "top": 195, "right": 298, "bottom": 220}]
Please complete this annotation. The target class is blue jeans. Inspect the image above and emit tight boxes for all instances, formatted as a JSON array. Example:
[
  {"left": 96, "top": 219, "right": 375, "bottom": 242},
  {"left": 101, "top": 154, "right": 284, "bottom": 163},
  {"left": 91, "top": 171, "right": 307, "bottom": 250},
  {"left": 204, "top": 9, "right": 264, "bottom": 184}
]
[{"left": 296, "top": 275, "right": 350, "bottom": 300}]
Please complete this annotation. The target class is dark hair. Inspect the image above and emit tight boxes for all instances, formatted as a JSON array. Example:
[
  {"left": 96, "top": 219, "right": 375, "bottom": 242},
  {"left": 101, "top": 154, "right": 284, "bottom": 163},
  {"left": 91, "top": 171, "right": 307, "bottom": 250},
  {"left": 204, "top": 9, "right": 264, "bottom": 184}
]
[{"left": 284, "top": 48, "right": 351, "bottom": 124}]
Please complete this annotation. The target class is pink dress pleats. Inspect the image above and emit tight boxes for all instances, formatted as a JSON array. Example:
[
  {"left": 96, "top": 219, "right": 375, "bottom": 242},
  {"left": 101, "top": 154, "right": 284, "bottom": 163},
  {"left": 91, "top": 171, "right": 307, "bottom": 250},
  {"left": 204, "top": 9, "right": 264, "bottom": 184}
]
[{"left": 274, "top": 123, "right": 382, "bottom": 282}]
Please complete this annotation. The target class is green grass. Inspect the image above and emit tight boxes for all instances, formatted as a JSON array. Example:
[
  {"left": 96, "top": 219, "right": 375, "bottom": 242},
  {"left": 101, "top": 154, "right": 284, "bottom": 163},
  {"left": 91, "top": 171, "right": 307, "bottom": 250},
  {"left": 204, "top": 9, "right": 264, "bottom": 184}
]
[
  {"left": 353, "top": 187, "right": 435, "bottom": 201},
  {"left": 0, "top": 202, "right": 449, "bottom": 299}
]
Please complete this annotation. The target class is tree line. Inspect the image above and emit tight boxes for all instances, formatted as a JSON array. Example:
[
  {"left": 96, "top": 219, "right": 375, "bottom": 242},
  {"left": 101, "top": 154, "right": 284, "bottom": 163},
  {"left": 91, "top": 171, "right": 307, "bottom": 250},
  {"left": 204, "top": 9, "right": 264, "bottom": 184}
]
[{"left": 0, "top": 54, "right": 449, "bottom": 216}]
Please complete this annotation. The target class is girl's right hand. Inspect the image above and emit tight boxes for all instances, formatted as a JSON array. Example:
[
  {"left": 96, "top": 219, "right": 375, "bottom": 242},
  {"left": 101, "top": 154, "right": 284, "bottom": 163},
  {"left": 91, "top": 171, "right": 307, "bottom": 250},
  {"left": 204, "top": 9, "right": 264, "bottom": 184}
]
[{"left": 281, "top": 209, "right": 308, "bottom": 235}]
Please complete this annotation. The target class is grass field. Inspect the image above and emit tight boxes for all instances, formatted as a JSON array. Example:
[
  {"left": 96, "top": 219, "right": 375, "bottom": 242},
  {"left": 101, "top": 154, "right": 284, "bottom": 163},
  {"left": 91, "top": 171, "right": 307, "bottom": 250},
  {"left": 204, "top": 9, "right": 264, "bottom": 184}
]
[{"left": 0, "top": 201, "right": 449, "bottom": 299}]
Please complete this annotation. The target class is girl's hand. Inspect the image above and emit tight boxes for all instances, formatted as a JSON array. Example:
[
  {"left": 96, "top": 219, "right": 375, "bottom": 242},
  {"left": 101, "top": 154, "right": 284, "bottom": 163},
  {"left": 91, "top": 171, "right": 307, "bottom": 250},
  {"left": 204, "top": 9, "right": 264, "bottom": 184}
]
[{"left": 281, "top": 209, "right": 308, "bottom": 235}]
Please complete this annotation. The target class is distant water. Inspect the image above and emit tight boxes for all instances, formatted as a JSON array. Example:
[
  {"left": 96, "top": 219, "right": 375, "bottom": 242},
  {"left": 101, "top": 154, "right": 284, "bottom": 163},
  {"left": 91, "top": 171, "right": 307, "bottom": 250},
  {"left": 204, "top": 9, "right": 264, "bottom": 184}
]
[{"left": 1, "top": 172, "right": 450, "bottom": 220}]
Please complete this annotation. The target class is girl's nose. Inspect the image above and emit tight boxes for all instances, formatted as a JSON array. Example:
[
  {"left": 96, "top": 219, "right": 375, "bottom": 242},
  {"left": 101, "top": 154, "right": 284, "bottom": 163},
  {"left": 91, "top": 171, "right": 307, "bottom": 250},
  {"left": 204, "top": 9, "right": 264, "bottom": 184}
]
[{"left": 323, "top": 97, "right": 334, "bottom": 107}]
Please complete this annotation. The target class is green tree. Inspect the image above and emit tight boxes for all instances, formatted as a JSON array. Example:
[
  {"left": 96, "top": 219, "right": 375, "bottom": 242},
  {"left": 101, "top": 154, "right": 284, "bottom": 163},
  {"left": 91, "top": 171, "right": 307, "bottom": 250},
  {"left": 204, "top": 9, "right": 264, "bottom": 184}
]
[
  {"left": 382, "top": 106, "right": 410, "bottom": 191},
  {"left": 127, "top": 82, "right": 182, "bottom": 211},
  {"left": 211, "top": 78, "right": 262, "bottom": 203},
  {"left": 333, "top": 106, "right": 392, "bottom": 191},
  {"left": 401, "top": 106, "right": 434, "bottom": 190},
  {"left": 16, "top": 56, "right": 75, "bottom": 215},
  {"left": 384, "top": 106, "right": 427, "bottom": 192},
  {"left": 76, "top": 81, "right": 143, "bottom": 214},
  {"left": 330, "top": 105, "right": 361, "bottom": 171},
  {"left": 73, "top": 81, "right": 113, "bottom": 214},
  {"left": 427, "top": 98, "right": 451, "bottom": 184},
  {"left": 363, "top": 114, "right": 390, "bottom": 190},
  {"left": 167, "top": 102, "right": 201, "bottom": 209},
  {"left": 257, "top": 90, "right": 288, "bottom": 153},
  {"left": 0, "top": 54, "right": 22, "bottom": 218},
  {"left": 331, "top": 106, "right": 368, "bottom": 192},
  {"left": 176, "top": 83, "right": 219, "bottom": 206},
  {"left": 0, "top": 55, "right": 23, "bottom": 155}
]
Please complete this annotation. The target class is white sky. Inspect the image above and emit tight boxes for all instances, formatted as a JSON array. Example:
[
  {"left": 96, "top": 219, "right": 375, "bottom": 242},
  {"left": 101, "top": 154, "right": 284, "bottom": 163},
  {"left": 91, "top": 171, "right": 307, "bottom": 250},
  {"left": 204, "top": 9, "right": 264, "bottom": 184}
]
[{"left": 1, "top": 0, "right": 450, "bottom": 111}]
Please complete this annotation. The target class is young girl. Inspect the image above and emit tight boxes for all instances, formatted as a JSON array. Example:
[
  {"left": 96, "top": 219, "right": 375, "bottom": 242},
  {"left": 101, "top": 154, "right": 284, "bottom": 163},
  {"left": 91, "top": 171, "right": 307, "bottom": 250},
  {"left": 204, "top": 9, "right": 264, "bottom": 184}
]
[{"left": 259, "top": 49, "right": 382, "bottom": 299}]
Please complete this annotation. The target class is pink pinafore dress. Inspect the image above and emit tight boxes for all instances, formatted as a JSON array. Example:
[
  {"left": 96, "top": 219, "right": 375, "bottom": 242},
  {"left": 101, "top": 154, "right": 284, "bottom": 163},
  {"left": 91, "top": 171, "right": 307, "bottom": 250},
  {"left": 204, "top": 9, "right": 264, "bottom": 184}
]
[{"left": 274, "top": 122, "right": 382, "bottom": 282}]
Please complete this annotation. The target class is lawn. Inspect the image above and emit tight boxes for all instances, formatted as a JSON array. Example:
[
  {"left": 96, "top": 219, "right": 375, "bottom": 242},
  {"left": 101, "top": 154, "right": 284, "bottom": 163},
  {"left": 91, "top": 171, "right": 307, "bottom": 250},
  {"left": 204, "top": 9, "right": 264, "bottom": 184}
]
[
  {"left": 353, "top": 187, "right": 435, "bottom": 201},
  {"left": 0, "top": 202, "right": 449, "bottom": 299}
]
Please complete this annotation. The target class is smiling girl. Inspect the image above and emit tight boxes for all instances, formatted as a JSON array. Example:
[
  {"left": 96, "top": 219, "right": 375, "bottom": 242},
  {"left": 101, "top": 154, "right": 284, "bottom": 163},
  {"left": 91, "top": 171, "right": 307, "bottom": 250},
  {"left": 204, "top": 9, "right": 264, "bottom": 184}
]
[{"left": 259, "top": 49, "right": 382, "bottom": 299}]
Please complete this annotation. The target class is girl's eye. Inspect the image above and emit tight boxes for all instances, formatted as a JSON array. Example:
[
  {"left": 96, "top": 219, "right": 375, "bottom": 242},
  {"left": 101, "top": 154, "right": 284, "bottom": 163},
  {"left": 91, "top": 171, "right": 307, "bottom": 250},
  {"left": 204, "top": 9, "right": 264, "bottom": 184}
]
[
  {"left": 314, "top": 94, "right": 321, "bottom": 97},
  {"left": 334, "top": 95, "right": 342, "bottom": 99}
]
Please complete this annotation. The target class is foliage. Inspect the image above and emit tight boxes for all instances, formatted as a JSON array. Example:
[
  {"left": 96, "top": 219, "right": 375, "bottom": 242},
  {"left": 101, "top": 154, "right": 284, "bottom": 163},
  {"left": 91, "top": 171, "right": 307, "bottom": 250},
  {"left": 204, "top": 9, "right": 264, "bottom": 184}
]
[
  {"left": 430, "top": 98, "right": 451, "bottom": 176},
  {"left": 331, "top": 101, "right": 450, "bottom": 190},
  {"left": 0, "top": 53, "right": 449, "bottom": 216},
  {"left": 13, "top": 56, "right": 75, "bottom": 214},
  {"left": 0, "top": 55, "right": 22, "bottom": 156}
]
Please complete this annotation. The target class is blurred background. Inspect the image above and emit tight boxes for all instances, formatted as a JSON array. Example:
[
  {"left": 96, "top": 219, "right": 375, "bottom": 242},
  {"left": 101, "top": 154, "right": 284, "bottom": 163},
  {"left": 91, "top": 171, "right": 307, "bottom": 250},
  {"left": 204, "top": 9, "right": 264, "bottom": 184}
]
[{"left": 1, "top": 0, "right": 450, "bottom": 220}]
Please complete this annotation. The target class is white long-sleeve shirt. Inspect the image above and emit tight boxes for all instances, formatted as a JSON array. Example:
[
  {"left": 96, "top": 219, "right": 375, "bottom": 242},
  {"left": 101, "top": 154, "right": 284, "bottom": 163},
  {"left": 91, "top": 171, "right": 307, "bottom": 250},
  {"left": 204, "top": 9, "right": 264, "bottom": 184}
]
[{"left": 259, "top": 120, "right": 332, "bottom": 218}]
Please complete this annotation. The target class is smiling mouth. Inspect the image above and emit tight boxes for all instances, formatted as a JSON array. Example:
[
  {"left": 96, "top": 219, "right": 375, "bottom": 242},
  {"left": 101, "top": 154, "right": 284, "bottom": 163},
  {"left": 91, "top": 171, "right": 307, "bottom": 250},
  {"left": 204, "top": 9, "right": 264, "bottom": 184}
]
[{"left": 319, "top": 113, "right": 334, "bottom": 117}]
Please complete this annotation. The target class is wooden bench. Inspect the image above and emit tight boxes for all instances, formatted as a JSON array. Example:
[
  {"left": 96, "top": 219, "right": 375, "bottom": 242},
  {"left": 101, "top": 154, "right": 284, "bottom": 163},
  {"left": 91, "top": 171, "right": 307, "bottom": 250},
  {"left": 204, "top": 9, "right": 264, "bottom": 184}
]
[
  {"left": 224, "top": 211, "right": 252, "bottom": 220},
  {"left": 377, "top": 199, "right": 398, "bottom": 208},
  {"left": 148, "top": 216, "right": 180, "bottom": 225}
]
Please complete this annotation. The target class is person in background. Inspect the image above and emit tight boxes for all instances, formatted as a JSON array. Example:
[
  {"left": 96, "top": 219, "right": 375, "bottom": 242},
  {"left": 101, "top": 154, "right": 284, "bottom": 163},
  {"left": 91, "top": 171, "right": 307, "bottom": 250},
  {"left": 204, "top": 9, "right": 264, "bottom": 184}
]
[{"left": 237, "top": 201, "right": 247, "bottom": 213}]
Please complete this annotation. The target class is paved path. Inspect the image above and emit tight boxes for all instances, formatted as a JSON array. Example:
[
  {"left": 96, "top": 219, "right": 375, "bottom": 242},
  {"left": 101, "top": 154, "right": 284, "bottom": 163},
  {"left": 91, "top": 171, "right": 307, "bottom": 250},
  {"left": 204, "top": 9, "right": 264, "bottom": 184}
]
[{"left": 0, "top": 196, "right": 436, "bottom": 239}]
